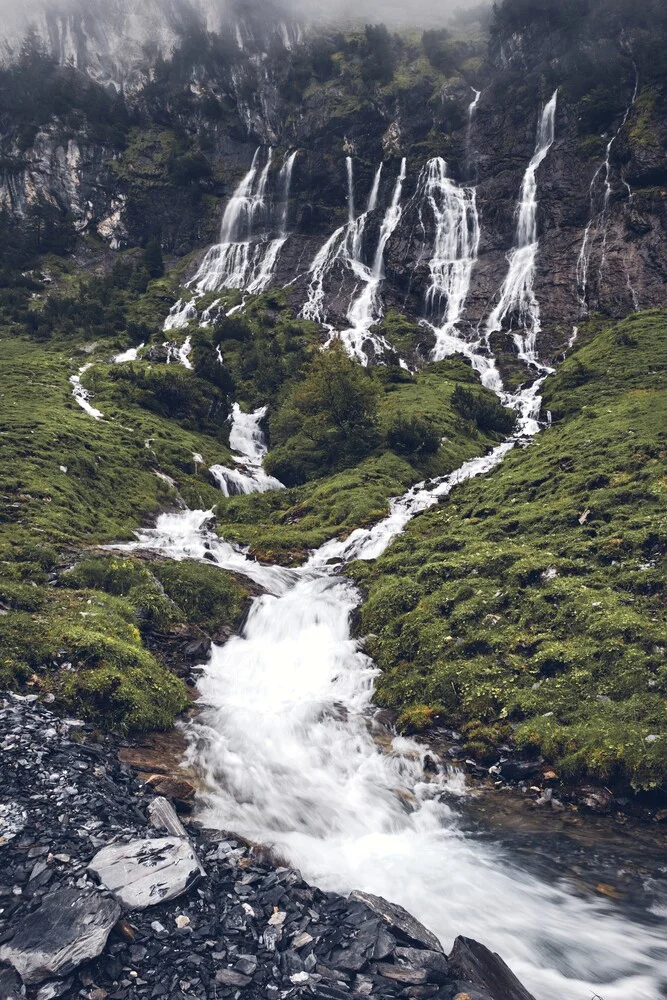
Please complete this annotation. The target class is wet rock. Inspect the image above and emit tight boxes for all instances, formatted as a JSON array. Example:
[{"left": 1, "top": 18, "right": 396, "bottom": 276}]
[
  {"left": 448, "top": 937, "right": 536, "bottom": 1000},
  {"left": 0, "top": 963, "right": 23, "bottom": 999},
  {"left": 579, "top": 787, "right": 614, "bottom": 814},
  {"left": 88, "top": 838, "right": 204, "bottom": 910},
  {"left": 394, "top": 947, "right": 450, "bottom": 984},
  {"left": 214, "top": 968, "right": 251, "bottom": 987},
  {"left": 0, "top": 888, "right": 121, "bottom": 985},
  {"left": 375, "top": 963, "right": 428, "bottom": 985},
  {"left": 143, "top": 775, "right": 196, "bottom": 808},
  {"left": 495, "top": 759, "right": 542, "bottom": 782},
  {"left": 349, "top": 892, "right": 443, "bottom": 954}
]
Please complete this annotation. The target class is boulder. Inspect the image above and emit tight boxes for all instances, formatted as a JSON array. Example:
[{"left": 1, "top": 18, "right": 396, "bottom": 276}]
[
  {"left": 0, "top": 888, "right": 121, "bottom": 985},
  {"left": 88, "top": 837, "right": 204, "bottom": 910},
  {"left": 349, "top": 891, "right": 443, "bottom": 954},
  {"left": 448, "top": 937, "right": 536, "bottom": 1000}
]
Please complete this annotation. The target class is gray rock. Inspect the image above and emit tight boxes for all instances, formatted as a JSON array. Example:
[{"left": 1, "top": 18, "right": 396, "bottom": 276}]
[
  {"left": 0, "top": 888, "right": 121, "bottom": 985},
  {"left": 0, "top": 963, "right": 23, "bottom": 999},
  {"left": 448, "top": 936, "right": 536, "bottom": 1000},
  {"left": 88, "top": 837, "right": 203, "bottom": 910},
  {"left": 147, "top": 797, "right": 189, "bottom": 839},
  {"left": 349, "top": 891, "right": 443, "bottom": 954},
  {"left": 395, "top": 946, "right": 450, "bottom": 983}
]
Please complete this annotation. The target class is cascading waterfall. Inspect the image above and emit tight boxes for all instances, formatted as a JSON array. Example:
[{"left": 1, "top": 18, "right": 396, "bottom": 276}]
[
  {"left": 338, "top": 158, "right": 407, "bottom": 364},
  {"left": 300, "top": 161, "right": 383, "bottom": 331},
  {"left": 576, "top": 68, "right": 640, "bottom": 313},
  {"left": 485, "top": 90, "right": 558, "bottom": 365},
  {"left": 209, "top": 403, "right": 284, "bottom": 497},
  {"left": 163, "top": 147, "right": 298, "bottom": 331},
  {"left": 120, "top": 353, "right": 667, "bottom": 999},
  {"left": 419, "top": 158, "right": 480, "bottom": 361}
]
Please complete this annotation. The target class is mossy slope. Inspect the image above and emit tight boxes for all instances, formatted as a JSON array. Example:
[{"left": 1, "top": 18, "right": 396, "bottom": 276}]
[{"left": 352, "top": 311, "right": 667, "bottom": 791}]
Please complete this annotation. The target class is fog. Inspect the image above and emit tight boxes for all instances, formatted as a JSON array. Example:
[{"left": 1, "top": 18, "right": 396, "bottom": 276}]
[{"left": 0, "top": 0, "right": 491, "bottom": 36}]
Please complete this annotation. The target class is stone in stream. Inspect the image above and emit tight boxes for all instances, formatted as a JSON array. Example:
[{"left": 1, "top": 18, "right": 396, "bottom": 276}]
[
  {"left": 448, "top": 936, "right": 536, "bottom": 1000},
  {"left": 88, "top": 837, "right": 204, "bottom": 910},
  {"left": 0, "top": 887, "right": 121, "bottom": 984},
  {"left": 349, "top": 890, "right": 444, "bottom": 953}
]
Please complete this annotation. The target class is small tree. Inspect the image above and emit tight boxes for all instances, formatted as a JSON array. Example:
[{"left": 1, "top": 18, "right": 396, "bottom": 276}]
[{"left": 144, "top": 239, "right": 164, "bottom": 279}]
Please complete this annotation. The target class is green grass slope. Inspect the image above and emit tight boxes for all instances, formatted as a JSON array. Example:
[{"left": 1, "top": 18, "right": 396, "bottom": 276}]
[{"left": 352, "top": 311, "right": 667, "bottom": 791}]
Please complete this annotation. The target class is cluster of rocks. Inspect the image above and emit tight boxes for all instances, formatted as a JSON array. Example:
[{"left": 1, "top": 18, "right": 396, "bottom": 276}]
[{"left": 0, "top": 695, "right": 535, "bottom": 1000}]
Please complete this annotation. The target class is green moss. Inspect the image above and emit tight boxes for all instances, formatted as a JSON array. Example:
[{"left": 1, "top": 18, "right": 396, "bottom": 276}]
[
  {"left": 357, "top": 311, "right": 667, "bottom": 791},
  {"left": 0, "top": 587, "right": 188, "bottom": 732},
  {"left": 153, "top": 560, "right": 248, "bottom": 635}
]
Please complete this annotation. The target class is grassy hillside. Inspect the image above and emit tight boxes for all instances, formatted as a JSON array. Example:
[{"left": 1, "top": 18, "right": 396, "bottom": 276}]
[{"left": 352, "top": 311, "right": 667, "bottom": 792}]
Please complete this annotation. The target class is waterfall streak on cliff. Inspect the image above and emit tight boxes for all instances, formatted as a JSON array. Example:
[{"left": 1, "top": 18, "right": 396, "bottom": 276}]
[
  {"left": 300, "top": 162, "right": 383, "bottom": 331},
  {"left": 420, "top": 158, "right": 480, "bottom": 360},
  {"left": 209, "top": 404, "right": 284, "bottom": 497},
  {"left": 339, "top": 159, "right": 407, "bottom": 364},
  {"left": 169, "top": 146, "right": 296, "bottom": 308},
  {"left": 576, "top": 70, "right": 640, "bottom": 310},
  {"left": 485, "top": 91, "right": 558, "bottom": 363}
]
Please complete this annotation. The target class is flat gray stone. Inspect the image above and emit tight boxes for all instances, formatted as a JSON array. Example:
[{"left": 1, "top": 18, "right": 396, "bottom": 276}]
[
  {"left": 88, "top": 837, "right": 203, "bottom": 910},
  {"left": 0, "top": 888, "right": 121, "bottom": 985},
  {"left": 349, "top": 891, "right": 443, "bottom": 954}
]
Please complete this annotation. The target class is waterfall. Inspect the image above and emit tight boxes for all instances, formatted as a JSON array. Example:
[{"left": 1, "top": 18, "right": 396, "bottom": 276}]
[
  {"left": 278, "top": 150, "right": 298, "bottom": 234},
  {"left": 485, "top": 90, "right": 558, "bottom": 365},
  {"left": 576, "top": 68, "right": 640, "bottom": 313},
  {"left": 419, "top": 158, "right": 480, "bottom": 361},
  {"left": 300, "top": 162, "right": 384, "bottom": 331},
  {"left": 346, "top": 155, "right": 355, "bottom": 223},
  {"left": 162, "top": 148, "right": 297, "bottom": 330},
  {"left": 465, "top": 88, "right": 481, "bottom": 177},
  {"left": 209, "top": 404, "right": 284, "bottom": 497},
  {"left": 338, "top": 158, "right": 407, "bottom": 364}
]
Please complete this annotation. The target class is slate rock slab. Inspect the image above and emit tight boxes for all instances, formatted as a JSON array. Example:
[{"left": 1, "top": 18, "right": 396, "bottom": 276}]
[
  {"left": 448, "top": 936, "right": 536, "bottom": 1000},
  {"left": 349, "top": 891, "right": 444, "bottom": 953},
  {"left": 0, "top": 888, "right": 121, "bottom": 985},
  {"left": 89, "top": 838, "right": 203, "bottom": 910}
]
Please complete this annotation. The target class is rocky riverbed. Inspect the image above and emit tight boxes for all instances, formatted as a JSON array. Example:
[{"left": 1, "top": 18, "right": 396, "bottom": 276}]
[{"left": 0, "top": 695, "right": 534, "bottom": 1000}]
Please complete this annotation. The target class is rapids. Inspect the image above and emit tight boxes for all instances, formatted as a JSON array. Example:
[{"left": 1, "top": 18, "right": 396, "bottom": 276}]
[{"left": 119, "top": 375, "right": 667, "bottom": 1000}]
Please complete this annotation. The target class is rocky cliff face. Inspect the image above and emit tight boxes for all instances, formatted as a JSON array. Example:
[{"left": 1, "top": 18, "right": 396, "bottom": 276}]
[{"left": 0, "top": 0, "right": 665, "bottom": 365}]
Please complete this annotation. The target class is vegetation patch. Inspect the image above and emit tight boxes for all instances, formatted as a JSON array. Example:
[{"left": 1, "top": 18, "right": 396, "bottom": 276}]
[{"left": 352, "top": 311, "right": 667, "bottom": 792}]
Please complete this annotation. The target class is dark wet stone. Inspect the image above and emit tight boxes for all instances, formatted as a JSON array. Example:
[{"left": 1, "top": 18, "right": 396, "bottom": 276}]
[
  {"left": 448, "top": 936, "right": 536, "bottom": 1000},
  {"left": 0, "top": 887, "right": 121, "bottom": 985},
  {"left": 349, "top": 892, "right": 443, "bottom": 954}
]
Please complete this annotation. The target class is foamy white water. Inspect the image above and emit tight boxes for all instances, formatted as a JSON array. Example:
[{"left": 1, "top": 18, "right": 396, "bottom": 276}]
[
  {"left": 486, "top": 91, "right": 558, "bottom": 364},
  {"left": 209, "top": 403, "right": 284, "bottom": 496}
]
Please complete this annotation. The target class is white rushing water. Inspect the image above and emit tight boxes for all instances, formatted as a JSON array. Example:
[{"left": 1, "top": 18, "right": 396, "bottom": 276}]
[
  {"left": 163, "top": 147, "right": 298, "bottom": 331},
  {"left": 485, "top": 90, "right": 558, "bottom": 365},
  {"left": 301, "top": 160, "right": 383, "bottom": 333},
  {"left": 209, "top": 403, "right": 284, "bottom": 497},
  {"left": 338, "top": 158, "right": 407, "bottom": 364},
  {"left": 122, "top": 374, "right": 667, "bottom": 999},
  {"left": 69, "top": 364, "right": 103, "bottom": 420},
  {"left": 419, "top": 157, "right": 480, "bottom": 360}
]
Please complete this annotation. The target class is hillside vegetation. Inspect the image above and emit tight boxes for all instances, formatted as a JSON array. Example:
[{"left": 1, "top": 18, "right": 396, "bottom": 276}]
[{"left": 351, "top": 311, "right": 667, "bottom": 791}]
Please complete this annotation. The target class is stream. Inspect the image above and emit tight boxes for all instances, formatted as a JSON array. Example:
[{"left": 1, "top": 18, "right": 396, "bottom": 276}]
[{"left": 119, "top": 380, "right": 667, "bottom": 1000}]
